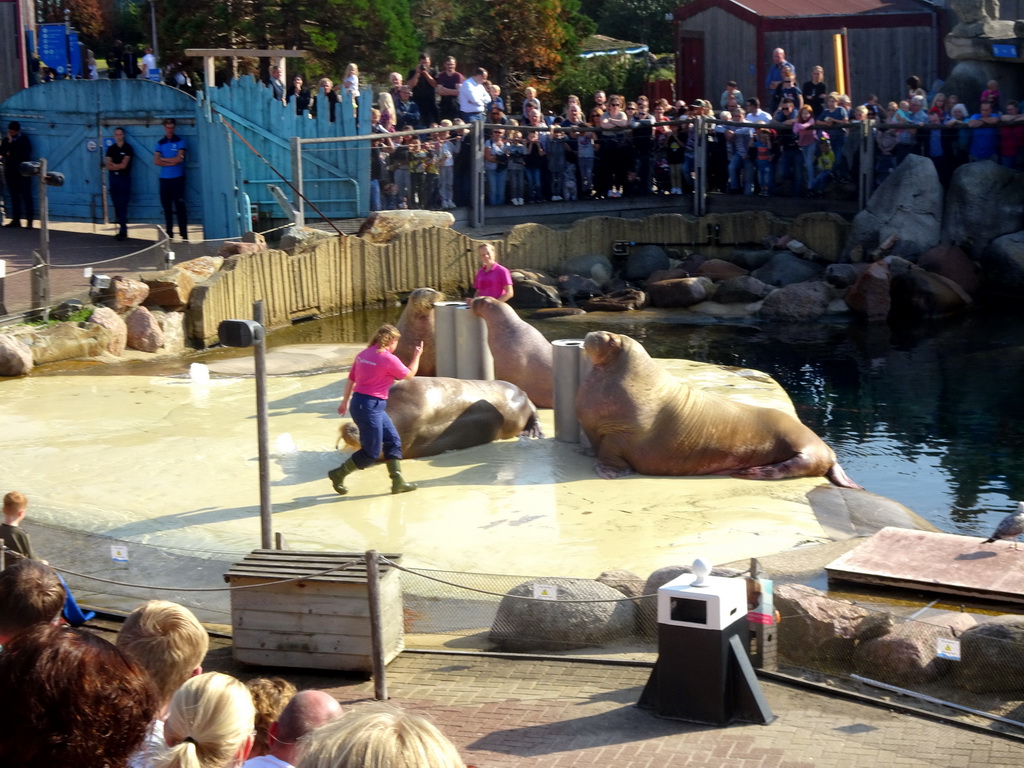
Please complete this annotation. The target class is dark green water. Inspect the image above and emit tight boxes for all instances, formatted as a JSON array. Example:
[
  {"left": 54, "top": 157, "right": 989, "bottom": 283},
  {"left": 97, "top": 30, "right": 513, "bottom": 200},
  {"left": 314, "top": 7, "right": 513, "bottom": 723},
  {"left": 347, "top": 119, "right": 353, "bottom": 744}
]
[{"left": 273, "top": 302, "right": 1024, "bottom": 540}]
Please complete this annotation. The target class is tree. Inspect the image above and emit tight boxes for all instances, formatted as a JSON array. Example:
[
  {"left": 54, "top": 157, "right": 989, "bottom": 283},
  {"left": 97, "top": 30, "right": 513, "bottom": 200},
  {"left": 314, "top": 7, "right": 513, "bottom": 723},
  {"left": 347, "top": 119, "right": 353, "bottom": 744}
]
[{"left": 588, "top": 0, "right": 681, "bottom": 54}]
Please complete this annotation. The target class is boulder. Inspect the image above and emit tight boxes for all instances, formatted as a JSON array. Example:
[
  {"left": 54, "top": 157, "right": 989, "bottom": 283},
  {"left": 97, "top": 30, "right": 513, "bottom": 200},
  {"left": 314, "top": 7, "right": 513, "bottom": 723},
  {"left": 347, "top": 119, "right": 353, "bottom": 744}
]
[
  {"left": 943, "top": 161, "right": 1024, "bottom": 259},
  {"left": 844, "top": 260, "right": 892, "bottom": 321},
  {"left": 218, "top": 241, "right": 267, "bottom": 257},
  {"left": 714, "top": 275, "right": 773, "bottom": 304},
  {"left": 489, "top": 578, "right": 636, "bottom": 652},
  {"left": 142, "top": 269, "right": 196, "bottom": 310},
  {"left": 824, "top": 263, "right": 868, "bottom": 289},
  {"left": 559, "top": 253, "right": 612, "bottom": 281},
  {"left": 695, "top": 259, "right": 748, "bottom": 281},
  {"left": 917, "top": 243, "right": 982, "bottom": 296},
  {"left": 728, "top": 249, "right": 776, "bottom": 270},
  {"left": 508, "top": 279, "right": 561, "bottom": 309},
  {"left": 512, "top": 268, "right": 557, "bottom": 286},
  {"left": 279, "top": 226, "right": 335, "bottom": 251},
  {"left": 845, "top": 155, "right": 944, "bottom": 260},
  {"left": 980, "top": 231, "right": 1024, "bottom": 297},
  {"left": 676, "top": 252, "right": 708, "bottom": 275},
  {"left": 556, "top": 274, "right": 602, "bottom": 301},
  {"left": 758, "top": 281, "right": 834, "bottom": 321},
  {"left": 175, "top": 255, "right": 224, "bottom": 282},
  {"left": 0, "top": 334, "right": 33, "bottom": 376},
  {"left": 751, "top": 251, "right": 825, "bottom": 287},
  {"left": 529, "top": 307, "right": 585, "bottom": 319},
  {"left": 625, "top": 244, "right": 670, "bottom": 281},
  {"left": 886, "top": 256, "right": 973, "bottom": 319},
  {"left": 125, "top": 306, "right": 165, "bottom": 352},
  {"left": 852, "top": 612, "right": 975, "bottom": 686},
  {"left": 596, "top": 570, "right": 645, "bottom": 600},
  {"left": 356, "top": 210, "right": 455, "bottom": 244},
  {"left": 956, "top": 615, "right": 1024, "bottom": 694},
  {"left": 87, "top": 306, "right": 128, "bottom": 356},
  {"left": 647, "top": 268, "right": 690, "bottom": 284},
  {"left": 774, "top": 584, "right": 868, "bottom": 667},
  {"left": 647, "top": 277, "right": 711, "bottom": 308},
  {"left": 100, "top": 276, "right": 149, "bottom": 313},
  {"left": 583, "top": 288, "right": 646, "bottom": 312},
  {"left": 25, "top": 323, "right": 112, "bottom": 364},
  {"left": 241, "top": 230, "right": 267, "bottom": 246},
  {"left": 150, "top": 309, "right": 186, "bottom": 354}
]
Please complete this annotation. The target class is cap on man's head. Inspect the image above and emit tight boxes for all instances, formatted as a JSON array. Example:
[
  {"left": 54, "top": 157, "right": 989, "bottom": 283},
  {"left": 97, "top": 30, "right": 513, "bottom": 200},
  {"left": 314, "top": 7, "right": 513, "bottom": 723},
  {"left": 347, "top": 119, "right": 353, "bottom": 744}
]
[
  {"left": 163, "top": 118, "right": 176, "bottom": 126},
  {"left": 8, "top": 121, "right": 21, "bottom": 131}
]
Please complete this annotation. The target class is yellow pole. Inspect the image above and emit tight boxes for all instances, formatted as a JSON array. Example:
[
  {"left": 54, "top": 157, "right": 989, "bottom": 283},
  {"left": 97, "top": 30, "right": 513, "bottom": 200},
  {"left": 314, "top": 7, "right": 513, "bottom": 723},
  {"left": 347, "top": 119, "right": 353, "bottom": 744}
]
[{"left": 833, "top": 33, "right": 846, "bottom": 96}]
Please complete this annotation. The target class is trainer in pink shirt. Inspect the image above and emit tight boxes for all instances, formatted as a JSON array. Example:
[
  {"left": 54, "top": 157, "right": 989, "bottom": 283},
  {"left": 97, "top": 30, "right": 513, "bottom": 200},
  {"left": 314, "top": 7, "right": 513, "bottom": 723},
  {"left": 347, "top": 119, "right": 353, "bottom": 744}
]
[
  {"left": 349, "top": 346, "right": 410, "bottom": 399},
  {"left": 473, "top": 242, "right": 514, "bottom": 302}
]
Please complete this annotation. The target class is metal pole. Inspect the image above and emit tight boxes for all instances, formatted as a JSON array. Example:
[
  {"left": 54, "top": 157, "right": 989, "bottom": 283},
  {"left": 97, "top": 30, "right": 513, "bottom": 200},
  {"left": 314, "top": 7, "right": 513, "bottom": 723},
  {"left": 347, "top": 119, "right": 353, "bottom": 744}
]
[
  {"left": 33, "top": 158, "right": 50, "bottom": 312},
  {"left": 366, "top": 550, "right": 388, "bottom": 700},
  {"left": 693, "top": 117, "right": 707, "bottom": 217},
  {"left": 253, "top": 300, "right": 273, "bottom": 550},
  {"left": 471, "top": 121, "right": 484, "bottom": 228},
  {"left": 150, "top": 1, "right": 159, "bottom": 63},
  {"left": 290, "top": 136, "right": 305, "bottom": 227},
  {"left": 858, "top": 119, "right": 874, "bottom": 211}
]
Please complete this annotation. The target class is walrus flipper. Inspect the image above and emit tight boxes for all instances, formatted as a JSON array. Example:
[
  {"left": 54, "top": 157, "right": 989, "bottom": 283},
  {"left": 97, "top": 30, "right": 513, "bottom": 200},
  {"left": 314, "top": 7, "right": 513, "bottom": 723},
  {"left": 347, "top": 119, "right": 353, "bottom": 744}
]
[
  {"left": 595, "top": 459, "right": 635, "bottom": 480},
  {"left": 519, "top": 413, "right": 544, "bottom": 439},
  {"left": 826, "top": 462, "right": 862, "bottom": 490}
]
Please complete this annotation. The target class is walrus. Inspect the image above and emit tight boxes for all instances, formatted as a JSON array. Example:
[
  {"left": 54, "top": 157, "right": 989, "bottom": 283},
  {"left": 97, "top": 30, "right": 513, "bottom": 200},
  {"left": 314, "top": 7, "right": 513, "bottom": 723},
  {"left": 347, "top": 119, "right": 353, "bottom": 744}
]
[
  {"left": 576, "top": 331, "right": 861, "bottom": 488},
  {"left": 338, "top": 377, "right": 543, "bottom": 459},
  {"left": 395, "top": 287, "right": 442, "bottom": 376},
  {"left": 471, "top": 296, "right": 554, "bottom": 408}
]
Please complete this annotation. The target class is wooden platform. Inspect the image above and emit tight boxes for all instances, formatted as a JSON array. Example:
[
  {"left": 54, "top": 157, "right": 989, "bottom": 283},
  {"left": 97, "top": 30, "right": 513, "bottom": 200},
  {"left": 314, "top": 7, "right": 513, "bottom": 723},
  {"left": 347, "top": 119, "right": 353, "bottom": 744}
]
[{"left": 825, "top": 527, "right": 1024, "bottom": 605}]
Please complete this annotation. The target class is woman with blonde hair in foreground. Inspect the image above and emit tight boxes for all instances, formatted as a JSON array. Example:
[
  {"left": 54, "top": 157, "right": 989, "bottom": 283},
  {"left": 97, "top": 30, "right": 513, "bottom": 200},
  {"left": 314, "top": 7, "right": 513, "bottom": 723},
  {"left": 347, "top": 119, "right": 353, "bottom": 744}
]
[
  {"left": 296, "top": 704, "right": 465, "bottom": 768},
  {"left": 155, "top": 672, "right": 256, "bottom": 768}
]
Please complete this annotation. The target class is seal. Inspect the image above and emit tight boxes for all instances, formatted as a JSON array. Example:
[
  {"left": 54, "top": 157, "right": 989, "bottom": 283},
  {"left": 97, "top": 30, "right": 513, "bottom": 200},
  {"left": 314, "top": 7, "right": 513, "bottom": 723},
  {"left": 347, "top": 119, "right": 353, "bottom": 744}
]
[
  {"left": 338, "top": 377, "right": 543, "bottom": 459},
  {"left": 395, "top": 287, "right": 442, "bottom": 376},
  {"left": 471, "top": 296, "right": 554, "bottom": 407},
  {"left": 576, "top": 331, "right": 861, "bottom": 488}
]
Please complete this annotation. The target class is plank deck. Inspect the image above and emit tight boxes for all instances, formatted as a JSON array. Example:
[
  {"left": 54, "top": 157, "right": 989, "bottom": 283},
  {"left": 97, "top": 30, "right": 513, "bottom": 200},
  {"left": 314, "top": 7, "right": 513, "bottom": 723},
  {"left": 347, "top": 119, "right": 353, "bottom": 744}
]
[{"left": 826, "top": 526, "right": 1024, "bottom": 604}]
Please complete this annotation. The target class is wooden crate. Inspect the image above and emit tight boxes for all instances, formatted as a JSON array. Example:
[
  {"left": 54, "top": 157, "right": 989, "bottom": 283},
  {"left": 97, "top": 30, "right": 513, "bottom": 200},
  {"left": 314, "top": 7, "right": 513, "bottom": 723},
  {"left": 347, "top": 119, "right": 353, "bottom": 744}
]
[{"left": 224, "top": 550, "right": 404, "bottom": 673}]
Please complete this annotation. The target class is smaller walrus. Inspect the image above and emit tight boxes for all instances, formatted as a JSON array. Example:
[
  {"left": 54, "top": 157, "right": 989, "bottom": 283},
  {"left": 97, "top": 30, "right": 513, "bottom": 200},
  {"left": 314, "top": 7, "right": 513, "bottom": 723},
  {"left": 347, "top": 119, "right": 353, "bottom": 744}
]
[
  {"left": 471, "top": 296, "right": 554, "bottom": 408},
  {"left": 395, "top": 287, "right": 442, "bottom": 376},
  {"left": 576, "top": 331, "right": 861, "bottom": 488},
  {"left": 338, "top": 377, "right": 543, "bottom": 459}
]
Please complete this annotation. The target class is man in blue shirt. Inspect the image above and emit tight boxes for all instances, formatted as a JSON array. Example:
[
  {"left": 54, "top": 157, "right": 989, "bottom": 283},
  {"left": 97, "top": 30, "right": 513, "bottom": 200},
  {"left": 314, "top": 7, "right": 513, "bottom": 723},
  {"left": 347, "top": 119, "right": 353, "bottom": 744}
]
[
  {"left": 765, "top": 48, "right": 796, "bottom": 102},
  {"left": 153, "top": 118, "right": 188, "bottom": 240},
  {"left": 967, "top": 101, "right": 1000, "bottom": 162}
]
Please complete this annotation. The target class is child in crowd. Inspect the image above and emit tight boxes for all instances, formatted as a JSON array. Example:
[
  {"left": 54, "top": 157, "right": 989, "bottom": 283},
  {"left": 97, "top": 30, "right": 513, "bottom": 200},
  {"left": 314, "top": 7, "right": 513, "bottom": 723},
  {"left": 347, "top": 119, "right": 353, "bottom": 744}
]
[
  {"left": 409, "top": 137, "right": 429, "bottom": 209},
  {"left": 546, "top": 125, "right": 567, "bottom": 201},
  {"left": 808, "top": 134, "right": 835, "bottom": 196},
  {"left": 506, "top": 126, "right": 527, "bottom": 206},
  {"left": 662, "top": 122, "right": 686, "bottom": 195},
  {"left": 388, "top": 137, "right": 412, "bottom": 209},
  {"left": 577, "top": 115, "right": 598, "bottom": 197},
  {"left": 523, "top": 125, "right": 545, "bottom": 203},
  {"left": 750, "top": 127, "right": 777, "bottom": 196},
  {"left": 487, "top": 82, "right": 504, "bottom": 113},
  {"left": 424, "top": 138, "right": 441, "bottom": 208},
  {"left": 981, "top": 79, "right": 1001, "bottom": 112},
  {"left": 521, "top": 86, "right": 541, "bottom": 120},
  {"left": 437, "top": 121, "right": 456, "bottom": 208},
  {"left": 720, "top": 80, "right": 744, "bottom": 109}
]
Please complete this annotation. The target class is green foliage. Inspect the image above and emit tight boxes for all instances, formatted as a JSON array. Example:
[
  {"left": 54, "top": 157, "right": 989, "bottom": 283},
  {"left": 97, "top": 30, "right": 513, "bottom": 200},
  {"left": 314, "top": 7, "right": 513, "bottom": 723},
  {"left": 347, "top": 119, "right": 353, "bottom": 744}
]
[
  {"left": 585, "top": 0, "right": 681, "bottom": 54},
  {"left": 546, "top": 55, "right": 650, "bottom": 110}
]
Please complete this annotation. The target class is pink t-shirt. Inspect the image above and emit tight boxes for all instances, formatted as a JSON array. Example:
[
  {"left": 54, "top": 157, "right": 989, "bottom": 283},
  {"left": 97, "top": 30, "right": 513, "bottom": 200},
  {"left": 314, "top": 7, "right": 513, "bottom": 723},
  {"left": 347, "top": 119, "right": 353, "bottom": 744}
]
[
  {"left": 475, "top": 263, "right": 513, "bottom": 299},
  {"left": 348, "top": 346, "right": 410, "bottom": 399}
]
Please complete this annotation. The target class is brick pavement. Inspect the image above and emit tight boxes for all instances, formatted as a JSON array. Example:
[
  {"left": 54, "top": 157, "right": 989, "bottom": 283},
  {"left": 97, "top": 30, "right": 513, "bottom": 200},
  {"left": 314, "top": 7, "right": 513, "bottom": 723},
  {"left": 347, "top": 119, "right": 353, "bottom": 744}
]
[{"left": 196, "top": 644, "right": 1024, "bottom": 768}]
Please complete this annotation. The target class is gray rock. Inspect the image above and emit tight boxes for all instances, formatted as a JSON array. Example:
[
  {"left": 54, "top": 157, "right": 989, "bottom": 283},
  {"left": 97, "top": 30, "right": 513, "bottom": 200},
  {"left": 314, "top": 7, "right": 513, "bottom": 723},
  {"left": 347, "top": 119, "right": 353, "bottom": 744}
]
[
  {"left": 845, "top": 155, "right": 943, "bottom": 260},
  {"left": 583, "top": 289, "right": 646, "bottom": 312},
  {"left": 647, "top": 277, "right": 711, "bottom": 308},
  {"left": 557, "top": 274, "right": 602, "bottom": 301},
  {"left": 0, "top": 334, "right": 33, "bottom": 376},
  {"left": 596, "top": 570, "right": 645, "bottom": 600},
  {"left": 88, "top": 306, "right": 128, "bottom": 356},
  {"left": 728, "top": 249, "right": 776, "bottom": 270},
  {"left": 560, "top": 253, "right": 612, "bottom": 280},
  {"left": 943, "top": 162, "right": 1024, "bottom": 259},
  {"left": 694, "top": 259, "right": 748, "bottom": 281},
  {"left": 774, "top": 584, "right": 868, "bottom": 668},
  {"left": 280, "top": 225, "right": 334, "bottom": 251},
  {"left": 824, "top": 263, "right": 868, "bottom": 289},
  {"left": 807, "top": 485, "right": 938, "bottom": 540},
  {"left": 956, "top": 615, "right": 1024, "bottom": 693},
  {"left": 625, "top": 244, "right": 670, "bottom": 281},
  {"left": 647, "top": 268, "right": 690, "bottom": 284},
  {"left": 758, "top": 281, "right": 834, "bottom": 321},
  {"left": 489, "top": 578, "right": 636, "bottom": 652},
  {"left": 508, "top": 279, "right": 561, "bottom": 309},
  {"left": 714, "top": 275, "right": 773, "bottom": 304},
  {"left": 981, "top": 231, "right": 1024, "bottom": 297},
  {"left": 751, "top": 251, "right": 825, "bottom": 287}
]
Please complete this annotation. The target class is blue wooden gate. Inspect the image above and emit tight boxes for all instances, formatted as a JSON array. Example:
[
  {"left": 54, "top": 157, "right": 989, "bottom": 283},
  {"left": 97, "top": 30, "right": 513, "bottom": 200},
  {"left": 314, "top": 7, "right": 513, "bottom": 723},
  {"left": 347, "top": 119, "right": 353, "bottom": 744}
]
[{"left": 0, "top": 79, "right": 245, "bottom": 239}]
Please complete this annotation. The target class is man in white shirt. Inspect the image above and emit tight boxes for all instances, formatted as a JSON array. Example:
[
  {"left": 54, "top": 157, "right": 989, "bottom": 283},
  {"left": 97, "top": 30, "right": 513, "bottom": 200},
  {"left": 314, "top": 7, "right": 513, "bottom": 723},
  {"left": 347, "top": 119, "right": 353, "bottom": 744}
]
[
  {"left": 459, "top": 67, "right": 490, "bottom": 123},
  {"left": 142, "top": 45, "right": 160, "bottom": 82},
  {"left": 243, "top": 690, "right": 343, "bottom": 768}
]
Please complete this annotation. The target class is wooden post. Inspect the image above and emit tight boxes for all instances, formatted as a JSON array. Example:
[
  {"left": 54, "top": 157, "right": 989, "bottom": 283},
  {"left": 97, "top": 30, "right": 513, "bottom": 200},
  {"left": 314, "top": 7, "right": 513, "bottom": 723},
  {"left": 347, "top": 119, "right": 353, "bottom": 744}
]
[
  {"left": 253, "top": 300, "right": 272, "bottom": 550},
  {"left": 0, "top": 259, "right": 7, "bottom": 316},
  {"left": 290, "top": 137, "right": 305, "bottom": 227},
  {"left": 747, "top": 557, "right": 778, "bottom": 671},
  {"left": 366, "top": 550, "right": 388, "bottom": 700}
]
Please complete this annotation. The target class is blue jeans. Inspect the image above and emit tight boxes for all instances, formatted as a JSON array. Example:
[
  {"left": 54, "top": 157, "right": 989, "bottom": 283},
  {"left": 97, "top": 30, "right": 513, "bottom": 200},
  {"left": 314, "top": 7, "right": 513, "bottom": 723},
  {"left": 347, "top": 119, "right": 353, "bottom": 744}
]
[
  {"left": 800, "top": 143, "right": 817, "bottom": 190},
  {"left": 461, "top": 111, "right": 486, "bottom": 123},
  {"left": 524, "top": 167, "right": 542, "bottom": 202},
  {"left": 370, "top": 179, "right": 381, "bottom": 211},
  {"left": 728, "top": 153, "right": 745, "bottom": 191},
  {"left": 777, "top": 149, "right": 802, "bottom": 196},
  {"left": 349, "top": 393, "right": 402, "bottom": 468},
  {"left": 486, "top": 167, "right": 507, "bottom": 205}
]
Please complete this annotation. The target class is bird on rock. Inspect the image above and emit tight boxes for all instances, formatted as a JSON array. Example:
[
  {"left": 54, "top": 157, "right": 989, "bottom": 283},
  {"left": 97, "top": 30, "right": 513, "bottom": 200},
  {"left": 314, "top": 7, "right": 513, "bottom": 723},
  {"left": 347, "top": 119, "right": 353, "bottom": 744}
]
[{"left": 983, "top": 502, "right": 1024, "bottom": 550}]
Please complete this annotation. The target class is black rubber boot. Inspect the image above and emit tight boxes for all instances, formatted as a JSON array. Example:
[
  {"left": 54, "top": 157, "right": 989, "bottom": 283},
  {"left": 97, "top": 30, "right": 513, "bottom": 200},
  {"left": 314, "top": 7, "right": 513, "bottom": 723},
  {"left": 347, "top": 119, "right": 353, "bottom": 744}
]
[
  {"left": 386, "top": 459, "right": 417, "bottom": 494},
  {"left": 327, "top": 457, "right": 359, "bottom": 496}
]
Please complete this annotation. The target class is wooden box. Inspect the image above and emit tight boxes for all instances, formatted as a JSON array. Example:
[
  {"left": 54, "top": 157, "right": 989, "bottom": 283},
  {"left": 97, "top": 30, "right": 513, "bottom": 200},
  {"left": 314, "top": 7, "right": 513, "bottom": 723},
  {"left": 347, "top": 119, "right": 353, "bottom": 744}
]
[{"left": 225, "top": 550, "right": 404, "bottom": 673}]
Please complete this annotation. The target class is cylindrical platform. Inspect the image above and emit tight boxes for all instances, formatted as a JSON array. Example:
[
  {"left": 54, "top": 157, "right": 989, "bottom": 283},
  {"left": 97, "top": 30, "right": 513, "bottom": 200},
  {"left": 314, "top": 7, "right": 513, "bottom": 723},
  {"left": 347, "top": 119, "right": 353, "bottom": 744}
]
[
  {"left": 433, "top": 301, "right": 465, "bottom": 378},
  {"left": 552, "top": 339, "right": 590, "bottom": 444},
  {"left": 455, "top": 304, "right": 494, "bottom": 381}
]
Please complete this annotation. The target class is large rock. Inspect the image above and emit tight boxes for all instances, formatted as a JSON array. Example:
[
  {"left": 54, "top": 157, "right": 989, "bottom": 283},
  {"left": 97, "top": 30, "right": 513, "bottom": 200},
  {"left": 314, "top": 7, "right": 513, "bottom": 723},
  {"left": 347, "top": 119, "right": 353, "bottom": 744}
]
[
  {"left": 596, "top": 570, "right": 645, "bottom": 600},
  {"left": 0, "top": 334, "right": 33, "bottom": 376},
  {"left": 824, "top": 263, "right": 868, "bottom": 290},
  {"left": 845, "top": 155, "right": 943, "bottom": 260},
  {"left": 844, "top": 260, "right": 892, "bottom": 321},
  {"left": 279, "top": 226, "right": 335, "bottom": 251},
  {"left": 218, "top": 241, "right": 267, "bottom": 257},
  {"left": 714, "top": 275, "right": 773, "bottom": 304},
  {"left": 24, "top": 323, "right": 112, "bottom": 364},
  {"left": 695, "top": 259, "right": 748, "bottom": 281},
  {"left": 100, "top": 276, "right": 149, "bottom": 313},
  {"left": 775, "top": 584, "right": 868, "bottom": 667},
  {"left": 647, "top": 277, "right": 711, "bottom": 308},
  {"left": 956, "top": 615, "right": 1024, "bottom": 694},
  {"left": 87, "top": 305, "right": 128, "bottom": 356},
  {"left": 886, "top": 256, "right": 973, "bottom": 319},
  {"left": 142, "top": 269, "right": 196, "bottom": 310},
  {"left": 980, "top": 231, "right": 1024, "bottom": 297},
  {"left": 508, "top": 279, "right": 561, "bottom": 309},
  {"left": 751, "top": 251, "right": 824, "bottom": 287},
  {"left": 559, "top": 253, "right": 612, "bottom": 281},
  {"left": 917, "top": 243, "right": 982, "bottom": 296},
  {"left": 583, "top": 289, "right": 646, "bottom": 312},
  {"left": 728, "top": 249, "right": 776, "bottom": 270},
  {"left": 646, "top": 268, "right": 690, "bottom": 284},
  {"left": 150, "top": 309, "right": 186, "bottom": 354},
  {"left": 853, "top": 612, "right": 976, "bottom": 686},
  {"left": 556, "top": 274, "right": 602, "bottom": 302},
  {"left": 125, "top": 306, "right": 165, "bottom": 352},
  {"left": 625, "top": 244, "right": 670, "bottom": 281},
  {"left": 943, "top": 162, "right": 1024, "bottom": 259},
  {"left": 175, "top": 255, "right": 224, "bottom": 282},
  {"left": 356, "top": 210, "right": 455, "bottom": 244},
  {"left": 758, "top": 281, "right": 834, "bottom": 321},
  {"left": 489, "top": 578, "right": 636, "bottom": 652}
]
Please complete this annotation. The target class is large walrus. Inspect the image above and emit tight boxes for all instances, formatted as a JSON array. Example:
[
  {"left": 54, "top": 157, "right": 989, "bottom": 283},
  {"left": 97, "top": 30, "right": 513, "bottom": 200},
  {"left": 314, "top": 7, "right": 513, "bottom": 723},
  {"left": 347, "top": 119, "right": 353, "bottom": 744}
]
[
  {"left": 471, "top": 297, "right": 554, "bottom": 408},
  {"left": 338, "top": 377, "right": 543, "bottom": 459},
  {"left": 576, "top": 331, "right": 861, "bottom": 488},
  {"left": 395, "top": 287, "right": 442, "bottom": 376}
]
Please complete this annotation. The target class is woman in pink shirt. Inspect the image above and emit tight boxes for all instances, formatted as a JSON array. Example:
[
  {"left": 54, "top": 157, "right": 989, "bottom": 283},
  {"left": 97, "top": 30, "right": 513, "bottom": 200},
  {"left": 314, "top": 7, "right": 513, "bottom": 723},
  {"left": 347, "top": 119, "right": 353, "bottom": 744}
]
[
  {"left": 473, "top": 242, "right": 513, "bottom": 302},
  {"left": 328, "top": 324, "right": 422, "bottom": 495}
]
